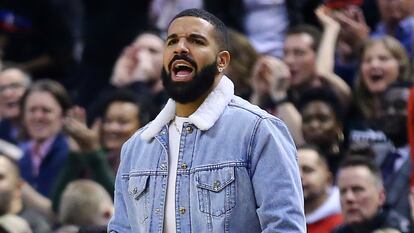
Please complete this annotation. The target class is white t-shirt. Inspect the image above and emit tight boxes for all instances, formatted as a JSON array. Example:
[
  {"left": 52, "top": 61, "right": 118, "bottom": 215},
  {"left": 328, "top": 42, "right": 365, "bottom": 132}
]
[{"left": 164, "top": 116, "right": 188, "bottom": 233}]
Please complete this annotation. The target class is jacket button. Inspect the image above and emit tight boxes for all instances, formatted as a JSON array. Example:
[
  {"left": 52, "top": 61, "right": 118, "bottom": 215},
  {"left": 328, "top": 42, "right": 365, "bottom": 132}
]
[
  {"left": 160, "top": 163, "right": 167, "bottom": 171},
  {"left": 133, "top": 187, "right": 138, "bottom": 194},
  {"left": 181, "top": 163, "right": 188, "bottom": 169},
  {"left": 213, "top": 180, "right": 221, "bottom": 191},
  {"left": 179, "top": 207, "right": 186, "bottom": 214},
  {"left": 186, "top": 126, "right": 193, "bottom": 133}
]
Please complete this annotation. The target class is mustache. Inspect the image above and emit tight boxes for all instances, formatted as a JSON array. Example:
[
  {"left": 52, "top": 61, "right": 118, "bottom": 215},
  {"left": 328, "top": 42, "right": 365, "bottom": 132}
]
[{"left": 168, "top": 54, "right": 197, "bottom": 71}]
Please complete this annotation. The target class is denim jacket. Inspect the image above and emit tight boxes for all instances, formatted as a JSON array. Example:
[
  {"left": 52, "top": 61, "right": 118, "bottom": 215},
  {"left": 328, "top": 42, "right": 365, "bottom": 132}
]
[{"left": 108, "top": 76, "right": 306, "bottom": 233}]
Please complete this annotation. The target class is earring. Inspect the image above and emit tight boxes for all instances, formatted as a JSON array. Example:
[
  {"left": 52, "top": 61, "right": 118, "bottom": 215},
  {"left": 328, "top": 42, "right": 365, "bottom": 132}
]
[
  {"left": 218, "top": 67, "right": 223, "bottom": 72},
  {"left": 337, "top": 131, "right": 344, "bottom": 143}
]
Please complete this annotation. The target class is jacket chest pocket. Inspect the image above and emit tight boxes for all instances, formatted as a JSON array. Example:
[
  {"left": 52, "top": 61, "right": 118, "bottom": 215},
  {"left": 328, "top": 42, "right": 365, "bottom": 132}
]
[
  {"left": 195, "top": 167, "right": 236, "bottom": 217},
  {"left": 126, "top": 175, "right": 150, "bottom": 225}
]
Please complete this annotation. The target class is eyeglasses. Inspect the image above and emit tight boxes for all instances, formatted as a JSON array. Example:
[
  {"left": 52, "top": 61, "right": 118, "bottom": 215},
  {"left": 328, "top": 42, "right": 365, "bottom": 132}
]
[{"left": 0, "top": 83, "right": 25, "bottom": 93}]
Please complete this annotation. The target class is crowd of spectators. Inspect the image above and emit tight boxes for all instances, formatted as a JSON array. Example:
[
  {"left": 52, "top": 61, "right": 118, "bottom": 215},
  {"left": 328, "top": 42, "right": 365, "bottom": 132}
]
[{"left": 0, "top": 0, "right": 413, "bottom": 232}]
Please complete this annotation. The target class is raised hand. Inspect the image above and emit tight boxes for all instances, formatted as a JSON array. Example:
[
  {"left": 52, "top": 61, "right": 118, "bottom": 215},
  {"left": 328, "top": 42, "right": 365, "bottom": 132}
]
[
  {"left": 251, "top": 56, "right": 291, "bottom": 101},
  {"left": 63, "top": 106, "right": 101, "bottom": 153}
]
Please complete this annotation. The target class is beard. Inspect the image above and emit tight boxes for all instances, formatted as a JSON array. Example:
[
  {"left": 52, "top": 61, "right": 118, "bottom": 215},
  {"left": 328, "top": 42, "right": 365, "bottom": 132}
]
[{"left": 161, "top": 55, "right": 218, "bottom": 104}]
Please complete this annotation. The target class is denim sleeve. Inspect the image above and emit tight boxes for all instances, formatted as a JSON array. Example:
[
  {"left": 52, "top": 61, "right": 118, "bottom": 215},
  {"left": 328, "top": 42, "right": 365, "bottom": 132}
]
[
  {"left": 249, "top": 117, "right": 306, "bottom": 233},
  {"left": 107, "top": 144, "right": 132, "bottom": 233}
]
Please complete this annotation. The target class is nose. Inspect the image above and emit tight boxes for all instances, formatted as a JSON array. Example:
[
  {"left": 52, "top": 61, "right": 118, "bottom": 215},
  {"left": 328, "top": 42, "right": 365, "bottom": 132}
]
[
  {"left": 31, "top": 109, "right": 45, "bottom": 121},
  {"left": 174, "top": 39, "right": 189, "bottom": 54},
  {"left": 307, "top": 118, "right": 320, "bottom": 129},
  {"left": 283, "top": 53, "right": 294, "bottom": 66},
  {"left": 2, "top": 88, "right": 14, "bottom": 98},
  {"left": 369, "top": 58, "right": 381, "bottom": 68},
  {"left": 342, "top": 189, "right": 355, "bottom": 203},
  {"left": 104, "top": 121, "right": 121, "bottom": 133}
]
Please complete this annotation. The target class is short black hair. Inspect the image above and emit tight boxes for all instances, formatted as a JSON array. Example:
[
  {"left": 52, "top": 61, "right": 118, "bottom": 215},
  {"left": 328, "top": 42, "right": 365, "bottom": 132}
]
[
  {"left": 95, "top": 88, "right": 144, "bottom": 125},
  {"left": 170, "top": 8, "right": 228, "bottom": 50},
  {"left": 299, "top": 87, "right": 344, "bottom": 122},
  {"left": 286, "top": 24, "right": 322, "bottom": 52}
]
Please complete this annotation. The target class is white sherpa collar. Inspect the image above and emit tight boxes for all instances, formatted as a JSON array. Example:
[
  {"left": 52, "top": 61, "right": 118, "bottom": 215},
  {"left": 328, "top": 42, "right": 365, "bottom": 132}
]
[{"left": 140, "top": 75, "right": 234, "bottom": 141}]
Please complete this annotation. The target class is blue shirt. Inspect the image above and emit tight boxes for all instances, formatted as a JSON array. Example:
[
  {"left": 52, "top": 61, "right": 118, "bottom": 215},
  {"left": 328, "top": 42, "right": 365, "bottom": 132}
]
[{"left": 372, "top": 16, "right": 414, "bottom": 57}]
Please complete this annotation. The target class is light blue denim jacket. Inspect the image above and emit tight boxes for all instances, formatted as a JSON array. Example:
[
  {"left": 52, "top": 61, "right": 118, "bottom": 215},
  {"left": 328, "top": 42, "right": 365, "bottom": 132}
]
[{"left": 108, "top": 76, "right": 306, "bottom": 233}]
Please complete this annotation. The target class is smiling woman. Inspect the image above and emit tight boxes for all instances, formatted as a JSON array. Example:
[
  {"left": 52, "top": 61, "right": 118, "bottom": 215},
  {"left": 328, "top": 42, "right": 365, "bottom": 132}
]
[{"left": 354, "top": 36, "right": 411, "bottom": 121}]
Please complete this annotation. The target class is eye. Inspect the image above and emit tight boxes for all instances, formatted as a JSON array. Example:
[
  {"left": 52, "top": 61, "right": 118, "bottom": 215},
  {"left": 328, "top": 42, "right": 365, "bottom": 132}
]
[
  {"left": 148, "top": 48, "right": 160, "bottom": 54},
  {"left": 167, "top": 38, "right": 178, "bottom": 46},
  {"left": 293, "top": 49, "right": 305, "bottom": 56},
  {"left": 302, "top": 116, "right": 312, "bottom": 124},
  {"left": 192, "top": 38, "right": 205, "bottom": 45}
]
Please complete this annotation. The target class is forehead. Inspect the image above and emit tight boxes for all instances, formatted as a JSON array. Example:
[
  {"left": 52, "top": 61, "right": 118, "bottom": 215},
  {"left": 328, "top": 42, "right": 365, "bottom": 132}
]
[
  {"left": 338, "top": 166, "right": 375, "bottom": 187},
  {"left": 298, "top": 149, "right": 321, "bottom": 165},
  {"left": 167, "top": 16, "right": 215, "bottom": 39},
  {"left": 107, "top": 101, "right": 139, "bottom": 114},
  {"left": 285, "top": 33, "right": 314, "bottom": 49},
  {"left": 134, "top": 34, "right": 163, "bottom": 48},
  {"left": 0, "top": 69, "right": 27, "bottom": 84},
  {"left": 26, "top": 91, "right": 59, "bottom": 106},
  {"left": 303, "top": 101, "right": 334, "bottom": 115},
  {"left": 364, "top": 42, "right": 392, "bottom": 56}
]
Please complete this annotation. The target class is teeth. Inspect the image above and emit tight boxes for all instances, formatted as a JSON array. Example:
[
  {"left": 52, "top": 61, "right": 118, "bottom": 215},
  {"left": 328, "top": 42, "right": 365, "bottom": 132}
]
[{"left": 175, "top": 64, "right": 191, "bottom": 69}]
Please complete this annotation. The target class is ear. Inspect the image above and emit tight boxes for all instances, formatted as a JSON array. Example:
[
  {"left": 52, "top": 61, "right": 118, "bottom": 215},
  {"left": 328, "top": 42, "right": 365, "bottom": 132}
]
[
  {"left": 326, "top": 171, "right": 333, "bottom": 186},
  {"left": 102, "top": 205, "right": 114, "bottom": 222},
  {"left": 378, "top": 186, "right": 386, "bottom": 206},
  {"left": 216, "top": 51, "right": 231, "bottom": 72},
  {"left": 14, "top": 179, "right": 24, "bottom": 199}
]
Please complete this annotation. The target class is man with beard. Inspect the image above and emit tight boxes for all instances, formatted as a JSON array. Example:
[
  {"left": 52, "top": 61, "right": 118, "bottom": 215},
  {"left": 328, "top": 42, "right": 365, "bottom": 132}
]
[
  {"left": 0, "top": 155, "right": 50, "bottom": 233},
  {"left": 298, "top": 145, "right": 343, "bottom": 233},
  {"left": 372, "top": 81, "right": 413, "bottom": 220},
  {"left": 108, "top": 8, "right": 305, "bottom": 233}
]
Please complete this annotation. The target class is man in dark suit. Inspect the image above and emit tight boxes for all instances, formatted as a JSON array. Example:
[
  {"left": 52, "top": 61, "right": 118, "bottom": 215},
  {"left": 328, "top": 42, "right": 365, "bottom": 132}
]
[{"left": 373, "top": 82, "right": 412, "bottom": 220}]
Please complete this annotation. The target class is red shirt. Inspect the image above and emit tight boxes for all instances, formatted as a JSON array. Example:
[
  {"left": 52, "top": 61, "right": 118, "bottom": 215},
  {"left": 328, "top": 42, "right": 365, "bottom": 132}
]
[{"left": 307, "top": 214, "right": 343, "bottom": 233}]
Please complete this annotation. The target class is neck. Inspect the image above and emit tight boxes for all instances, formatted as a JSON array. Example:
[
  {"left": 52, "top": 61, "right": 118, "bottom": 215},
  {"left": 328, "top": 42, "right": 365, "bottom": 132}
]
[
  {"left": 175, "top": 75, "right": 221, "bottom": 117},
  {"left": 9, "top": 197, "right": 23, "bottom": 214},
  {"left": 176, "top": 96, "right": 206, "bottom": 117},
  {"left": 304, "top": 191, "right": 328, "bottom": 215}
]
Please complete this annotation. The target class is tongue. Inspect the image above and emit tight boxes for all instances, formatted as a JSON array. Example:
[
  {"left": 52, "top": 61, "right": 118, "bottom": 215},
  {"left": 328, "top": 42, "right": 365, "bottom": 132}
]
[{"left": 177, "top": 70, "right": 192, "bottom": 76}]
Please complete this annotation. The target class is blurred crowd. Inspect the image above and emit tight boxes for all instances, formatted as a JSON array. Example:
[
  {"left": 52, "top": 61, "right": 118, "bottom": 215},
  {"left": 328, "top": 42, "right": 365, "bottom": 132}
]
[{"left": 0, "top": 0, "right": 413, "bottom": 232}]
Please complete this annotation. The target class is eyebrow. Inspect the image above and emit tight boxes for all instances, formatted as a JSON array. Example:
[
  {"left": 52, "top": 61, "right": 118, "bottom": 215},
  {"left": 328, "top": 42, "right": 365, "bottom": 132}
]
[
  {"left": 188, "top": 33, "right": 207, "bottom": 42},
  {"left": 166, "top": 33, "right": 208, "bottom": 42}
]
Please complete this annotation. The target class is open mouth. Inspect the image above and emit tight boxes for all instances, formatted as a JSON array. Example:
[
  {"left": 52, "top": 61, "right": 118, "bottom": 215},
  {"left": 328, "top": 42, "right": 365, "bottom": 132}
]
[
  {"left": 370, "top": 74, "right": 383, "bottom": 82},
  {"left": 171, "top": 60, "right": 195, "bottom": 82}
]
